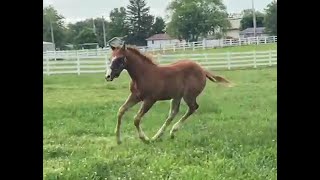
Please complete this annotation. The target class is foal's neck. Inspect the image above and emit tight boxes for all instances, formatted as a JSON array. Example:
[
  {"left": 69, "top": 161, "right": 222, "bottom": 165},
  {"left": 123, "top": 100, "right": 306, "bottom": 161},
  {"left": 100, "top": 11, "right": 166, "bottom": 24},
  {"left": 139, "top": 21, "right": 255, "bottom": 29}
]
[{"left": 126, "top": 55, "right": 157, "bottom": 82}]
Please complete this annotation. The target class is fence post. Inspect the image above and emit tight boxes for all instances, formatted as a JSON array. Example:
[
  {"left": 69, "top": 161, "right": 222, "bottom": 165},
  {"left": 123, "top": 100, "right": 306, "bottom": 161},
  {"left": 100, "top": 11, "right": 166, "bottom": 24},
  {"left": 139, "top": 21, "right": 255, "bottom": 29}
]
[
  {"left": 203, "top": 39, "right": 206, "bottom": 50},
  {"left": 77, "top": 51, "right": 80, "bottom": 75},
  {"left": 264, "top": 37, "right": 267, "bottom": 44},
  {"left": 227, "top": 52, "right": 231, "bottom": 70},
  {"left": 193, "top": 42, "right": 195, "bottom": 51},
  {"left": 157, "top": 54, "right": 161, "bottom": 64},
  {"left": 239, "top": 38, "right": 241, "bottom": 46},
  {"left": 46, "top": 56, "right": 50, "bottom": 75},
  {"left": 173, "top": 46, "right": 175, "bottom": 52},
  {"left": 253, "top": 51, "right": 257, "bottom": 68},
  {"left": 269, "top": 50, "right": 272, "bottom": 66},
  {"left": 54, "top": 50, "right": 57, "bottom": 61}
]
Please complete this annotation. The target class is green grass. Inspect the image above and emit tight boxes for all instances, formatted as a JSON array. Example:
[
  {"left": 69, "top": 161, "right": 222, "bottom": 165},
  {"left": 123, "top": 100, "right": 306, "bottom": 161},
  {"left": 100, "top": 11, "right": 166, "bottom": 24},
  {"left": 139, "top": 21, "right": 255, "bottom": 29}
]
[
  {"left": 43, "top": 67, "right": 277, "bottom": 180},
  {"left": 152, "top": 43, "right": 277, "bottom": 55}
]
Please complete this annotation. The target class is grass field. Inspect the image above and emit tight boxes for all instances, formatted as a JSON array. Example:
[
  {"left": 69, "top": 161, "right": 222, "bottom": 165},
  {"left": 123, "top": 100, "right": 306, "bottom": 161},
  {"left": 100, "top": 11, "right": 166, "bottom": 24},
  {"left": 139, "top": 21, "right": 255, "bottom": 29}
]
[
  {"left": 43, "top": 67, "right": 277, "bottom": 179},
  {"left": 151, "top": 43, "right": 277, "bottom": 55}
]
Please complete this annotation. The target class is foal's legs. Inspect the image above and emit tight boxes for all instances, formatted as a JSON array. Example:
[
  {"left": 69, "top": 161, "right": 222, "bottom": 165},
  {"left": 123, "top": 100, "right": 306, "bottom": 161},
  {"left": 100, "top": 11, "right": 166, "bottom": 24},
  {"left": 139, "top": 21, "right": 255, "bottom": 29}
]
[
  {"left": 115, "top": 93, "right": 140, "bottom": 144},
  {"left": 170, "top": 96, "right": 199, "bottom": 139},
  {"left": 151, "top": 98, "right": 181, "bottom": 141},
  {"left": 134, "top": 99, "right": 156, "bottom": 143}
]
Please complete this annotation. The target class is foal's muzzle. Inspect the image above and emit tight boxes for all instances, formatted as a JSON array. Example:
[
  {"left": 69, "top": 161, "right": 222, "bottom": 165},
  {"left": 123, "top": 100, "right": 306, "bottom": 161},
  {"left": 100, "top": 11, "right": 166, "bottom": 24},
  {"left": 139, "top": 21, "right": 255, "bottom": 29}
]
[
  {"left": 105, "top": 73, "right": 120, "bottom": 82},
  {"left": 105, "top": 75, "right": 113, "bottom": 81}
]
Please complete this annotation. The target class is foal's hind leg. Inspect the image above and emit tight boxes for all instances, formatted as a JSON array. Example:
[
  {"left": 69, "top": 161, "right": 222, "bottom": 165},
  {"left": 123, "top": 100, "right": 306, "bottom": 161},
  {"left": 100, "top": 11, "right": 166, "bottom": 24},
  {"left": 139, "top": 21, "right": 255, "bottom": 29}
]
[
  {"left": 134, "top": 99, "right": 156, "bottom": 143},
  {"left": 151, "top": 98, "right": 181, "bottom": 141},
  {"left": 115, "top": 93, "right": 140, "bottom": 144},
  {"left": 170, "top": 96, "right": 199, "bottom": 139}
]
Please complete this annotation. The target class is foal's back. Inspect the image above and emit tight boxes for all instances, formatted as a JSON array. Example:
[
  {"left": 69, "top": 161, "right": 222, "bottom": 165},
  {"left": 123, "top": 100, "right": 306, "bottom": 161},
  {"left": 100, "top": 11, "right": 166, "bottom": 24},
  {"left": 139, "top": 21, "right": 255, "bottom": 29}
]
[{"left": 155, "top": 60, "right": 207, "bottom": 99}]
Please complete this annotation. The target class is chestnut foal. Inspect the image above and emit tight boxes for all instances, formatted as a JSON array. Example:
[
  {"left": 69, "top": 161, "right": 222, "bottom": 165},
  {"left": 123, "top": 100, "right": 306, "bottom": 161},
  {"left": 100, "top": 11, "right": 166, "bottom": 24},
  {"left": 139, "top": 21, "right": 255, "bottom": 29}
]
[{"left": 105, "top": 43, "right": 232, "bottom": 144}]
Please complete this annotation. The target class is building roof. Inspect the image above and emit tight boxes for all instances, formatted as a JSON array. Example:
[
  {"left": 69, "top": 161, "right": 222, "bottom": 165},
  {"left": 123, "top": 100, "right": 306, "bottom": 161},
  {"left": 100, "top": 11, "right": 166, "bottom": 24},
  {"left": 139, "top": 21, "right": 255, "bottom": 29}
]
[
  {"left": 43, "top": 41, "right": 54, "bottom": 45},
  {"left": 240, "top": 27, "right": 265, "bottom": 35},
  {"left": 146, "top": 33, "right": 173, "bottom": 40}
]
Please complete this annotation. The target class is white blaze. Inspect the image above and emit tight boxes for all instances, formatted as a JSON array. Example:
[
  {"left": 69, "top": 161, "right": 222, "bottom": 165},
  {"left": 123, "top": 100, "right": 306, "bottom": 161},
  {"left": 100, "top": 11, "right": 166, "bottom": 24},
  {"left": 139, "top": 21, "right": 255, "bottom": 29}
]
[{"left": 105, "top": 56, "right": 117, "bottom": 78}]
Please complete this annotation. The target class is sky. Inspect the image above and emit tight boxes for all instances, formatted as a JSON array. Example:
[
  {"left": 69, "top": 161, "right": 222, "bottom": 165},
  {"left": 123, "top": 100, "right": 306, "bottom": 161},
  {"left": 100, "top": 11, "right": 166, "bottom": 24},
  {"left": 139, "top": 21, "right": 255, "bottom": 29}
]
[{"left": 43, "top": 0, "right": 274, "bottom": 24}]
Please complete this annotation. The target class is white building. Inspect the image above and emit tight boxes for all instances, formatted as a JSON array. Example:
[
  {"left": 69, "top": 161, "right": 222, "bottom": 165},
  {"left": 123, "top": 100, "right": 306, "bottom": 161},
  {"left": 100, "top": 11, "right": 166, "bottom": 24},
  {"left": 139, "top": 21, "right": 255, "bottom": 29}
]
[
  {"left": 225, "top": 13, "right": 242, "bottom": 39},
  {"left": 146, "top": 33, "right": 183, "bottom": 49},
  {"left": 43, "top": 41, "right": 55, "bottom": 52}
]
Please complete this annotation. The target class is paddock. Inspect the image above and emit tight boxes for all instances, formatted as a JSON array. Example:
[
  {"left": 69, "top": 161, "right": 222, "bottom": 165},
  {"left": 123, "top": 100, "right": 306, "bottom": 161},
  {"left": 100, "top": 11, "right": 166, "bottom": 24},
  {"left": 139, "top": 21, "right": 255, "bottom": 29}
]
[{"left": 43, "top": 44, "right": 277, "bottom": 179}]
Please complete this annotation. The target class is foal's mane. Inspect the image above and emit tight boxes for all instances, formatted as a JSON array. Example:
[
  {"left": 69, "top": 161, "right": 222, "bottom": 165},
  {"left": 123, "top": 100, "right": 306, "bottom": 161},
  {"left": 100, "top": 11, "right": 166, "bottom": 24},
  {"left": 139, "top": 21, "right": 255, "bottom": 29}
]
[{"left": 126, "top": 47, "right": 158, "bottom": 66}]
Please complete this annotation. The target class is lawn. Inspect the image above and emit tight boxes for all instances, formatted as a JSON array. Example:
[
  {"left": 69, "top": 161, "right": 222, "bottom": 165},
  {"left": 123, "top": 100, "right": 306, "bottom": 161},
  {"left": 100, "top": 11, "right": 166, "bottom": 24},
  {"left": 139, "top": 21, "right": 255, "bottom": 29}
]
[
  {"left": 150, "top": 43, "right": 277, "bottom": 55},
  {"left": 43, "top": 67, "right": 277, "bottom": 179}
]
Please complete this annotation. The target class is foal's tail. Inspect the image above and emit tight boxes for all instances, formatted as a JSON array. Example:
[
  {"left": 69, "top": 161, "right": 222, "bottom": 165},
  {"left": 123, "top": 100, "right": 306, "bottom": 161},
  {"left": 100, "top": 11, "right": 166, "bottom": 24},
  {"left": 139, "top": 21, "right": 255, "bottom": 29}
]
[{"left": 204, "top": 70, "right": 234, "bottom": 87}]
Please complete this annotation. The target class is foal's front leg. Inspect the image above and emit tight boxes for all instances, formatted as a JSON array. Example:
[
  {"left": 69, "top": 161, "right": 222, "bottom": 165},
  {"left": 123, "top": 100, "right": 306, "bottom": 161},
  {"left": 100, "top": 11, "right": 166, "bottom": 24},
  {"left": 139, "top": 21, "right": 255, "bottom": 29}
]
[
  {"left": 134, "top": 99, "right": 155, "bottom": 143},
  {"left": 115, "top": 93, "right": 140, "bottom": 144}
]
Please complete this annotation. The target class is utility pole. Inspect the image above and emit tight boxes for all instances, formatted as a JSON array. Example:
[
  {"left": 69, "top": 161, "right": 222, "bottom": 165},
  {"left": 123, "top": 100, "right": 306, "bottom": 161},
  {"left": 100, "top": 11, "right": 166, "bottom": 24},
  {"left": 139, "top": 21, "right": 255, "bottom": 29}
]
[
  {"left": 252, "top": 0, "right": 256, "bottom": 37},
  {"left": 50, "top": 20, "right": 55, "bottom": 44},
  {"left": 102, "top": 16, "right": 107, "bottom": 48}
]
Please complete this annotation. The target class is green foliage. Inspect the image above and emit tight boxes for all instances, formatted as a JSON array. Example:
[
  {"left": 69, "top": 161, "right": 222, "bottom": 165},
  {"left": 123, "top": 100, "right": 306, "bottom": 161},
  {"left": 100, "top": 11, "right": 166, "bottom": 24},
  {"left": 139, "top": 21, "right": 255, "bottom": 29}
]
[
  {"left": 166, "top": 0, "right": 230, "bottom": 42},
  {"left": 240, "top": 9, "right": 265, "bottom": 30},
  {"left": 151, "top": 17, "right": 166, "bottom": 35},
  {"left": 73, "top": 28, "right": 97, "bottom": 45},
  {"left": 264, "top": 1, "right": 277, "bottom": 35},
  {"left": 92, "top": 18, "right": 109, "bottom": 48},
  {"left": 107, "top": 7, "right": 129, "bottom": 41},
  {"left": 43, "top": 5, "right": 67, "bottom": 49},
  {"left": 126, "top": 0, "right": 154, "bottom": 45}
]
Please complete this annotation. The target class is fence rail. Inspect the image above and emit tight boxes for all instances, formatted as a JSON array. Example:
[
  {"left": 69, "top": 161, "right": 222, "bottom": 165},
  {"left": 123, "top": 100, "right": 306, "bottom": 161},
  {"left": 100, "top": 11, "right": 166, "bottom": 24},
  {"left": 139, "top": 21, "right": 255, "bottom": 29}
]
[
  {"left": 43, "top": 50, "right": 277, "bottom": 75},
  {"left": 43, "top": 36, "right": 277, "bottom": 59}
]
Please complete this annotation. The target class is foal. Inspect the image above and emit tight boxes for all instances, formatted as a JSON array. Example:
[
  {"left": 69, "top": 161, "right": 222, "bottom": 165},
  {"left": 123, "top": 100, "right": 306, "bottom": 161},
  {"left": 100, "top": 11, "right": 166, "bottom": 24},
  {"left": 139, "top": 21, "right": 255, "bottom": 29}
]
[{"left": 105, "top": 43, "right": 232, "bottom": 144}]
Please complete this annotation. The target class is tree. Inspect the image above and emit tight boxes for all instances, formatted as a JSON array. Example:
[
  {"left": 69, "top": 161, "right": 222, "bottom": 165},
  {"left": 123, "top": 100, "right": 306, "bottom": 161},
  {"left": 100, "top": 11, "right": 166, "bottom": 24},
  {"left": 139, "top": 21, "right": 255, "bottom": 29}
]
[
  {"left": 151, "top": 17, "right": 166, "bottom": 35},
  {"left": 126, "top": 0, "right": 154, "bottom": 45},
  {"left": 107, "top": 7, "right": 129, "bottom": 41},
  {"left": 166, "top": 0, "right": 230, "bottom": 42},
  {"left": 43, "top": 5, "right": 67, "bottom": 49},
  {"left": 74, "top": 28, "right": 97, "bottom": 46},
  {"left": 66, "top": 17, "right": 110, "bottom": 48},
  {"left": 240, "top": 9, "right": 265, "bottom": 30},
  {"left": 92, "top": 18, "right": 109, "bottom": 48},
  {"left": 264, "top": 1, "right": 277, "bottom": 35},
  {"left": 66, "top": 19, "right": 96, "bottom": 47}
]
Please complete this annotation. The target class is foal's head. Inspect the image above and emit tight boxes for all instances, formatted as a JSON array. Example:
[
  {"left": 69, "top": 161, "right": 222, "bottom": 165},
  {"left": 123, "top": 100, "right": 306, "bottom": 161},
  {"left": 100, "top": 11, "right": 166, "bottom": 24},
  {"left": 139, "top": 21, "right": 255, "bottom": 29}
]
[{"left": 105, "top": 44, "right": 127, "bottom": 81}]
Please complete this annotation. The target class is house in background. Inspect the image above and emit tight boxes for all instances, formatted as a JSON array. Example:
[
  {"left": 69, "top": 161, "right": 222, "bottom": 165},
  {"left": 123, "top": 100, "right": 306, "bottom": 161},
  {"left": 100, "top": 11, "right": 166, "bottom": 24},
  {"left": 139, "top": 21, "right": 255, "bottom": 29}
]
[
  {"left": 225, "top": 13, "right": 242, "bottom": 39},
  {"left": 239, "top": 27, "right": 267, "bottom": 38},
  {"left": 146, "top": 33, "right": 185, "bottom": 49},
  {"left": 43, "top": 41, "right": 55, "bottom": 52}
]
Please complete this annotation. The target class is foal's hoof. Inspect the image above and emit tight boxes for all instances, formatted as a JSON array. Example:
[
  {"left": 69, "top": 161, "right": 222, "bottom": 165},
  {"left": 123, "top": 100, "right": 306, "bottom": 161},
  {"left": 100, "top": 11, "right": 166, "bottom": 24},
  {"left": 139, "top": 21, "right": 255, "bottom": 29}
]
[
  {"left": 139, "top": 136, "right": 150, "bottom": 144},
  {"left": 151, "top": 137, "right": 163, "bottom": 142},
  {"left": 170, "top": 132, "right": 176, "bottom": 139}
]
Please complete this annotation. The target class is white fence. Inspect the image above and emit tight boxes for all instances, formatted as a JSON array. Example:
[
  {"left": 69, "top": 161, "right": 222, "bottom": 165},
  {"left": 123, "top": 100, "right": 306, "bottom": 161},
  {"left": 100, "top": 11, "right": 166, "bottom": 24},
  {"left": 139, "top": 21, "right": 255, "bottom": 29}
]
[
  {"left": 43, "top": 50, "right": 277, "bottom": 75},
  {"left": 43, "top": 36, "right": 277, "bottom": 58}
]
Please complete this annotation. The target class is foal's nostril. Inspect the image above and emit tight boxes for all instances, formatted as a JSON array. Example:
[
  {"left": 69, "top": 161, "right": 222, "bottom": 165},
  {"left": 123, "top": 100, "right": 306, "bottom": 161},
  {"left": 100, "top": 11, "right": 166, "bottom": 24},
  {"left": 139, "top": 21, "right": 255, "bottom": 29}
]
[{"left": 106, "top": 75, "right": 111, "bottom": 79}]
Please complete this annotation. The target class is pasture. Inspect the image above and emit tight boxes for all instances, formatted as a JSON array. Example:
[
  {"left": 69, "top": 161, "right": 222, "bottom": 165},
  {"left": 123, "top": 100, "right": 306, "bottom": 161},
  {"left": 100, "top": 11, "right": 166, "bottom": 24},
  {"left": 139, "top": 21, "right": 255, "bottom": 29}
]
[
  {"left": 152, "top": 43, "right": 277, "bottom": 55},
  {"left": 43, "top": 67, "right": 277, "bottom": 179}
]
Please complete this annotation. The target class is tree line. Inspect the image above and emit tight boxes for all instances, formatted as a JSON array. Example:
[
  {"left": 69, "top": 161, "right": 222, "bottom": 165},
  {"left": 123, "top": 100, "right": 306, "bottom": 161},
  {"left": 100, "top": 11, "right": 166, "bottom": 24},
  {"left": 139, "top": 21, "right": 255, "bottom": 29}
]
[{"left": 43, "top": 0, "right": 277, "bottom": 50}]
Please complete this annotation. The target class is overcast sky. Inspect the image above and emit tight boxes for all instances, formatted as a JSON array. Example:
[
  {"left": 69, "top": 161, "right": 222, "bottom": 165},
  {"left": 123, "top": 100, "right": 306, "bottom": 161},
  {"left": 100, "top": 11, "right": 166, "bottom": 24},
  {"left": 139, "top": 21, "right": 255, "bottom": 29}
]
[{"left": 43, "top": 0, "right": 273, "bottom": 24}]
